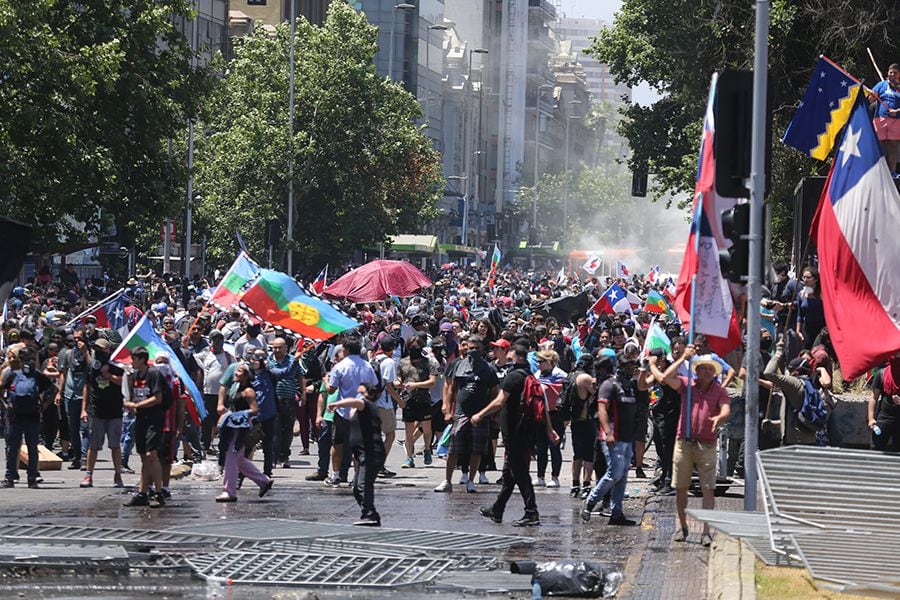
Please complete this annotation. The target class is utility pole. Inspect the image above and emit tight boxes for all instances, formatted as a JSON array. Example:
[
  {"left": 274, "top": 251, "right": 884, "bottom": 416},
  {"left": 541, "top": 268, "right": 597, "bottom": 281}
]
[
  {"left": 287, "top": 0, "right": 296, "bottom": 275},
  {"left": 185, "top": 0, "right": 199, "bottom": 281}
]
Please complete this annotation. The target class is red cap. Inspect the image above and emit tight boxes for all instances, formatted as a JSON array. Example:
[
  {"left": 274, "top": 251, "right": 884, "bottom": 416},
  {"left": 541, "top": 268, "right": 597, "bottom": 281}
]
[{"left": 489, "top": 339, "right": 511, "bottom": 350}]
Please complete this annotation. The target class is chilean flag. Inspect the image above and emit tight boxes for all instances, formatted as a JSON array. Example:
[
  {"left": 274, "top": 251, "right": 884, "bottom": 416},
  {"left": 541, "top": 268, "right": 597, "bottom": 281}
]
[
  {"left": 82, "top": 293, "right": 129, "bottom": 336},
  {"left": 674, "top": 74, "right": 741, "bottom": 356},
  {"left": 811, "top": 98, "right": 900, "bottom": 380},
  {"left": 647, "top": 265, "right": 660, "bottom": 284},
  {"left": 311, "top": 265, "right": 328, "bottom": 296},
  {"left": 590, "top": 283, "right": 632, "bottom": 315}
]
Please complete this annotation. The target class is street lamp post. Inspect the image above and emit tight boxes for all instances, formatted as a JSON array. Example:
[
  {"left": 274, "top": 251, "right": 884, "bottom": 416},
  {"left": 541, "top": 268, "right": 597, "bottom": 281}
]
[
  {"left": 562, "top": 99, "right": 582, "bottom": 247},
  {"left": 388, "top": 4, "right": 415, "bottom": 81},
  {"left": 532, "top": 84, "right": 554, "bottom": 260},
  {"left": 185, "top": 0, "right": 199, "bottom": 282},
  {"left": 463, "top": 47, "right": 488, "bottom": 247},
  {"left": 287, "top": 0, "right": 296, "bottom": 274}
]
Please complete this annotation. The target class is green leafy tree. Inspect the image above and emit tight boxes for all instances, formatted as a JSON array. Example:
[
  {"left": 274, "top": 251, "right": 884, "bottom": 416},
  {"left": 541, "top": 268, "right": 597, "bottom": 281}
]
[
  {"left": 194, "top": 3, "right": 442, "bottom": 272},
  {"left": 0, "top": 0, "right": 212, "bottom": 253},
  {"left": 589, "top": 0, "right": 897, "bottom": 260}
]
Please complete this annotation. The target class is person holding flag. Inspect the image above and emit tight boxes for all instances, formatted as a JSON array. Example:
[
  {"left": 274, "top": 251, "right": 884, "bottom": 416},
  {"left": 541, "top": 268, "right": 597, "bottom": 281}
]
[{"left": 868, "top": 62, "right": 900, "bottom": 174}]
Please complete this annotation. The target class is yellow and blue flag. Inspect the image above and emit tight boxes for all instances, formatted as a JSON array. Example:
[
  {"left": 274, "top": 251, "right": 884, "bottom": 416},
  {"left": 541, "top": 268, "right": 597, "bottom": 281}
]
[{"left": 782, "top": 56, "right": 861, "bottom": 160}]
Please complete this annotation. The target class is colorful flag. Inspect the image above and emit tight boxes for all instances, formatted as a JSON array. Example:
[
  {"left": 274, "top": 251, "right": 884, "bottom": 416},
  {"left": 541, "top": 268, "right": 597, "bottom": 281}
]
[
  {"left": 582, "top": 256, "right": 602, "bottom": 275},
  {"left": 82, "top": 292, "right": 129, "bottom": 336},
  {"left": 644, "top": 289, "right": 674, "bottom": 318},
  {"left": 674, "top": 74, "right": 742, "bottom": 357},
  {"left": 488, "top": 244, "right": 501, "bottom": 288},
  {"left": 111, "top": 315, "right": 207, "bottom": 422},
  {"left": 240, "top": 269, "right": 360, "bottom": 341},
  {"left": 311, "top": 265, "right": 328, "bottom": 296},
  {"left": 647, "top": 265, "right": 660, "bottom": 284},
  {"left": 810, "top": 98, "right": 900, "bottom": 380},
  {"left": 208, "top": 251, "right": 260, "bottom": 311},
  {"left": 782, "top": 56, "right": 862, "bottom": 160},
  {"left": 616, "top": 260, "right": 631, "bottom": 280},
  {"left": 590, "top": 283, "right": 632, "bottom": 315},
  {"left": 641, "top": 320, "right": 671, "bottom": 358}
]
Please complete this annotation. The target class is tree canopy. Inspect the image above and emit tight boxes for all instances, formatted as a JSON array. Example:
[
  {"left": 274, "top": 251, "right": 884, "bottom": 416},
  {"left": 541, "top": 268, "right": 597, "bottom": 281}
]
[
  {"left": 0, "top": 0, "right": 211, "bottom": 253},
  {"left": 194, "top": 3, "right": 443, "bottom": 273},
  {"left": 589, "top": 0, "right": 897, "bottom": 259}
]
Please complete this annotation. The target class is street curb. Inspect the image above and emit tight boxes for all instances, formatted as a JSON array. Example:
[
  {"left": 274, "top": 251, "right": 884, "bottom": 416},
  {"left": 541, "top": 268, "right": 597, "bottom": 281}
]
[{"left": 707, "top": 535, "right": 756, "bottom": 600}]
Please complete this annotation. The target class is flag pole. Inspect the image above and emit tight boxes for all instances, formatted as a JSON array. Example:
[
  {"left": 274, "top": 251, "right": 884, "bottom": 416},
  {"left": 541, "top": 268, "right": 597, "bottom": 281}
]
[
  {"left": 686, "top": 194, "right": 704, "bottom": 442},
  {"left": 65, "top": 288, "right": 125, "bottom": 328}
]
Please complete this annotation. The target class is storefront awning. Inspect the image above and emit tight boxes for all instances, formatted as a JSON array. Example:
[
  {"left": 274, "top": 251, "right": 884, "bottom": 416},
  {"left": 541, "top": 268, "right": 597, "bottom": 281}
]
[{"left": 387, "top": 234, "right": 438, "bottom": 254}]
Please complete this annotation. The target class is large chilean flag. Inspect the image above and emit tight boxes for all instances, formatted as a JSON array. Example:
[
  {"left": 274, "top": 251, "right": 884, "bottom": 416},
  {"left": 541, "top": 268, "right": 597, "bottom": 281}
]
[
  {"left": 674, "top": 74, "right": 741, "bottom": 356},
  {"left": 811, "top": 99, "right": 900, "bottom": 380}
]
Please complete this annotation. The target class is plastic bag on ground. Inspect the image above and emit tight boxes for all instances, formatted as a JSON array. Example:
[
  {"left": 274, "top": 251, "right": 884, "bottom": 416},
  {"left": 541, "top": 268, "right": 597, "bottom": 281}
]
[
  {"left": 190, "top": 460, "right": 222, "bottom": 481},
  {"left": 511, "top": 559, "right": 623, "bottom": 598}
]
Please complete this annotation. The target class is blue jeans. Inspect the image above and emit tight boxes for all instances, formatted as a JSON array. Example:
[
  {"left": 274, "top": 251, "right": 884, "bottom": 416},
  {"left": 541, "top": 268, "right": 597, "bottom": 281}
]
[
  {"left": 6, "top": 419, "right": 40, "bottom": 482},
  {"left": 121, "top": 413, "right": 136, "bottom": 467},
  {"left": 587, "top": 441, "right": 633, "bottom": 517}
]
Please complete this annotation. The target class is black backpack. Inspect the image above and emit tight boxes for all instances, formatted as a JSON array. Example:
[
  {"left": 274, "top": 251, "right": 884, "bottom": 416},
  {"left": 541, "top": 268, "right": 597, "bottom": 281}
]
[
  {"left": 370, "top": 354, "right": 388, "bottom": 398},
  {"left": 557, "top": 370, "right": 587, "bottom": 421}
]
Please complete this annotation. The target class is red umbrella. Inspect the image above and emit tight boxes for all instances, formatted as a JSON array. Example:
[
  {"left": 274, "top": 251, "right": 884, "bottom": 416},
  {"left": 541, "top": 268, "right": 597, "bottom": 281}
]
[{"left": 323, "top": 260, "right": 433, "bottom": 303}]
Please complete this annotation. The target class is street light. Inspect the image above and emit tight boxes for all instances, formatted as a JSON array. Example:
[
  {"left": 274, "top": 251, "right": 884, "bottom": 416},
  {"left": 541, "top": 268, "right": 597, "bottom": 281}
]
[
  {"left": 463, "top": 47, "right": 488, "bottom": 247},
  {"left": 532, "top": 83, "right": 554, "bottom": 251},
  {"left": 389, "top": 3, "right": 415, "bottom": 81},
  {"left": 563, "top": 99, "right": 583, "bottom": 247}
]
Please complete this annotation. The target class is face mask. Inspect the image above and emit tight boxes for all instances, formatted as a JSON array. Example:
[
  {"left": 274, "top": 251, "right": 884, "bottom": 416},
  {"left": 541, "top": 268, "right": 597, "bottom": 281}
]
[
  {"left": 408, "top": 347, "right": 423, "bottom": 359},
  {"left": 95, "top": 351, "right": 110, "bottom": 363}
]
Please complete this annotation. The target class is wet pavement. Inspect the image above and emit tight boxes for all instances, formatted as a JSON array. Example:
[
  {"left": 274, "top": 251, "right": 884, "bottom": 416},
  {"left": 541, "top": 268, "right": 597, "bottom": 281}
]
[{"left": 0, "top": 437, "right": 725, "bottom": 598}]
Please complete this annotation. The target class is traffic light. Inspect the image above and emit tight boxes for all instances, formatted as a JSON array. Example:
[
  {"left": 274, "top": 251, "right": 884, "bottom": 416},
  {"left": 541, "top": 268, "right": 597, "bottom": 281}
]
[
  {"left": 714, "top": 70, "right": 772, "bottom": 198},
  {"left": 265, "top": 219, "right": 280, "bottom": 249},
  {"left": 631, "top": 170, "right": 648, "bottom": 197},
  {"left": 719, "top": 203, "right": 750, "bottom": 283}
]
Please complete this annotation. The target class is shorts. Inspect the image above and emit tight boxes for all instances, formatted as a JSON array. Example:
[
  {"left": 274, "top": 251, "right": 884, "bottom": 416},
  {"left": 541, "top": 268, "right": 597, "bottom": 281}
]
[
  {"left": 570, "top": 419, "right": 598, "bottom": 461},
  {"left": 377, "top": 407, "right": 397, "bottom": 435},
  {"left": 672, "top": 439, "right": 717, "bottom": 490},
  {"left": 134, "top": 419, "right": 162, "bottom": 455},
  {"left": 447, "top": 415, "right": 490, "bottom": 456},
  {"left": 158, "top": 431, "right": 177, "bottom": 465},
  {"left": 333, "top": 414, "right": 350, "bottom": 446},
  {"left": 88, "top": 417, "right": 123, "bottom": 451},
  {"left": 634, "top": 402, "right": 650, "bottom": 443},
  {"left": 402, "top": 399, "right": 432, "bottom": 423},
  {"left": 873, "top": 116, "right": 900, "bottom": 142}
]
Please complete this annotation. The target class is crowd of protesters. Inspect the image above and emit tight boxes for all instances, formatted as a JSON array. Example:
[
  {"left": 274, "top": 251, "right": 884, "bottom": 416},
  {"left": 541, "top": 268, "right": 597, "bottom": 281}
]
[{"left": 1, "top": 259, "right": 896, "bottom": 535}]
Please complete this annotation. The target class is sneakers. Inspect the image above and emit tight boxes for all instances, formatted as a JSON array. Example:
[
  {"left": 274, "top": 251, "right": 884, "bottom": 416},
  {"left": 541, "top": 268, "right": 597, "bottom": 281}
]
[
  {"left": 511, "top": 514, "right": 541, "bottom": 527},
  {"left": 598, "top": 500, "right": 611, "bottom": 517},
  {"left": 27, "top": 480, "right": 39, "bottom": 489},
  {"left": 377, "top": 468, "right": 396, "bottom": 478},
  {"left": 423, "top": 450, "right": 433, "bottom": 465},
  {"left": 546, "top": 477, "right": 560, "bottom": 489},
  {"left": 324, "top": 476, "right": 342, "bottom": 487},
  {"left": 68, "top": 461, "right": 81, "bottom": 470},
  {"left": 434, "top": 480, "right": 452, "bottom": 493},
  {"left": 299, "top": 448, "right": 310, "bottom": 456},
  {"left": 80, "top": 475, "right": 93, "bottom": 488},
  {"left": 124, "top": 493, "right": 150, "bottom": 507},
  {"left": 401, "top": 457, "right": 415, "bottom": 469},
  {"left": 1, "top": 480, "right": 13, "bottom": 489},
  {"left": 569, "top": 485, "right": 581, "bottom": 498},
  {"left": 479, "top": 506, "right": 502, "bottom": 524},
  {"left": 259, "top": 478, "right": 274, "bottom": 498},
  {"left": 579, "top": 487, "right": 590, "bottom": 499},
  {"left": 635, "top": 467, "right": 647, "bottom": 479},
  {"left": 353, "top": 514, "right": 381, "bottom": 527},
  {"left": 282, "top": 461, "right": 292, "bottom": 469},
  {"left": 148, "top": 493, "right": 165, "bottom": 508},
  {"left": 608, "top": 514, "right": 637, "bottom": 526},
  {"left": 120, "top": 465, "right": 135, "bottom": 475},
  {"left": 459, "top": 473, "right": 469, "bottom": 485},
  {"left": 215, "top": 493, "right": 237, "bottom": 503},
  {"left": 113, "top": 474, "right": 125, "bottom": 488},
  {"left": 478, "top": 472, "right": 490, "bottom": 485},
  {"left": 532, "top": 476, "right": 546, "bottom": 487},
  {"left": 305, "top": 472, "right": 327, "bottom": 481},
  {"left": 580, "top": 500, "right": 594, "bottom": 523},
  {"left": 466, "top": 480, "right": 477, "bottom": 494}
]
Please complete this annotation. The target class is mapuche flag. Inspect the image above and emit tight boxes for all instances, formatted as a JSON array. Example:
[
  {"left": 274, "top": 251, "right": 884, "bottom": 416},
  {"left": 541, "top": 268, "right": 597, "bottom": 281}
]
[
  {"left": 240, "top": 269, "right": 360, "bottom": 341},
  {"left": 810, "top": 97, "right": 900, "bottom": 380},
  {"left": 644, "top": 289, "right": 675, "bottom": 319},
  {"left": 208, "top": 251, "right": 260, "bottom": 311},
  {"left": 111, "top": 315, "right": 207, "bottom": 423}
]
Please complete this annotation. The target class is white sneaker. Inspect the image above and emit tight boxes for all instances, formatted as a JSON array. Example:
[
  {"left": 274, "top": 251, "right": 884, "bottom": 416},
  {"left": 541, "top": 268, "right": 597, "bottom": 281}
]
[
  {"left": 478, "top": 472, "right": 490, "bottom": 485},
  {"left": 434, "top": 480, "right": 453, "bottom": 493},
  {"left": 546, "top": 477, "right": 560, "bottom": 489},
  {"left": 532, "top": 477, "right": 546, "bottom": 487},
  {"left": 466, "top": 480, "right": 477, "bottom": 493},
  {"left": 459, "top": 473, "right": 470, "bottom": 485}
]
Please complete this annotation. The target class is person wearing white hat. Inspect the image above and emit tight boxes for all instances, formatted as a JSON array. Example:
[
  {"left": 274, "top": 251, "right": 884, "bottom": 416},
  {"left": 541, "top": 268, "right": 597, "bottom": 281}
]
[{"left": 649, "top": 344, "right": 730, "bottom": 547}]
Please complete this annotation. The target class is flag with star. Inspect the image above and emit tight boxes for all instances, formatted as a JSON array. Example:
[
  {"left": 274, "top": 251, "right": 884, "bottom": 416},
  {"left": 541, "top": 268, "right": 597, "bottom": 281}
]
[
  {"left": 810, "top": 96, "right": 900, "bottom": 379},
  {"left": 782, "top": 56, "right": 862, "bottom": 160},
  {"left": 79, "top": 290, "right": 129, "bottom": 336},
  {"left": 590, "top": 283, "right": 631, "bottom": 315}
]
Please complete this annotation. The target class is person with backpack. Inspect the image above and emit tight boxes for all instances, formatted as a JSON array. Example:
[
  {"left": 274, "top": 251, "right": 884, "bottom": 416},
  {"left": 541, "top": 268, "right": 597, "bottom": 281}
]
[
  {"left": 532, "top": 349, "right": 568, "bottom": 489},
  {"left": 563, "top": 354, "right": 597, "bottom": 499},
  {"left": 760, "top": 335, "right": 823, "bottom": 446},
  {"left": 369, "top": 337, "right": 401, "bottom": 476},
  {"left": 473, "top": 343, "right": 558, "bottom": 527},
  {"left": 397, "top": 336, "right": 436, "bottom": 472},
  {"left": 2, "top": 346, "right": 53, "bottom": 488}
]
